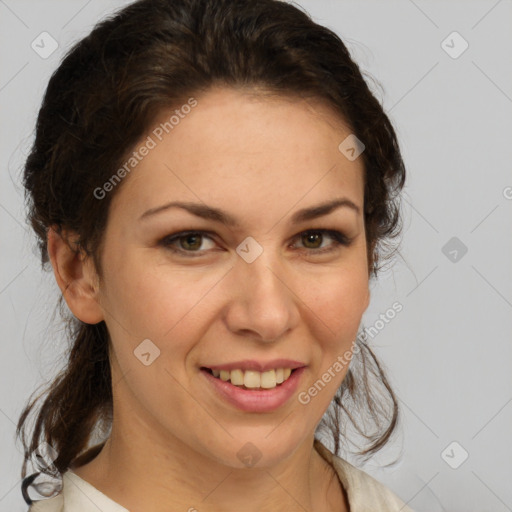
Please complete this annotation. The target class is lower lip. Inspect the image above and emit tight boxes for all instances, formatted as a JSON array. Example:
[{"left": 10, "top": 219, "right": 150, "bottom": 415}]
[{"left": 201, "top": 367, "right": 306, "bottom": 412}]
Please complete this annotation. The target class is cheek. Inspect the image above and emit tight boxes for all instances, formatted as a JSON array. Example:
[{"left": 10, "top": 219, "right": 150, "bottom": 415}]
[
  {"left": 307, "top": 264, "right": 368, "bottom": 344},
  {"left": 101, "top": 255, "right": 224, "bottom": 355},
  {"left": 100, "top": 262, "right": 213, "bottom": 407},
  {"left": 294, "top": 268, "right": 368, "bottom": 420}
]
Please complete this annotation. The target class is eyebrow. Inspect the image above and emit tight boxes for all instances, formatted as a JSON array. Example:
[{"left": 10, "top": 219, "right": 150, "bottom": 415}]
[{"left": 139, "top": 197, "right": 361, "bottom": 226}]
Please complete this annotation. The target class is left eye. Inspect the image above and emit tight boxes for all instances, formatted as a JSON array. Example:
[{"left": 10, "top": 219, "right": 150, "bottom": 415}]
[
  {"left": 297, "top": 230, "right": 351, "bottom": 252},
  {"left": 159, "top": 229, "right": 351, "bottom": 257}
]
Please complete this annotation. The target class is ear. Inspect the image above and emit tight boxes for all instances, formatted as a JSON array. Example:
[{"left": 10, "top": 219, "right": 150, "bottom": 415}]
[{"left": 47, "top": 226, "right": 104, "bottom": 324}]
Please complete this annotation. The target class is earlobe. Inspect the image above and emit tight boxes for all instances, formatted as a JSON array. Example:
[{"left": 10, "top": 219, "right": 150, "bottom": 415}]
[{"left": 47, "top": 226, "right": 104, "bottom": 324}]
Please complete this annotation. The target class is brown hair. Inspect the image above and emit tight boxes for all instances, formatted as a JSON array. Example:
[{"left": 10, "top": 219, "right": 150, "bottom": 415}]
[{"left": 17, "top": 0, "right": 406, "bottom": 503}]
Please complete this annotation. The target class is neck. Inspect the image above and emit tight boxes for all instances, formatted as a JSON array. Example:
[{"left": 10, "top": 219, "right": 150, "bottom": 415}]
[{"left": 71, "top": 430, "right": 347, "bottom": 512}]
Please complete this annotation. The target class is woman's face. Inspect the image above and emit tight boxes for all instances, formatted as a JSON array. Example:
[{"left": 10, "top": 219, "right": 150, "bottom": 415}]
[{"left": 91, "top": 86, "right": 370, "bottom": 468}]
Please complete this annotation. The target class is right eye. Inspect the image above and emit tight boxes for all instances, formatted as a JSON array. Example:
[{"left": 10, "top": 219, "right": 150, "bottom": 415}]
[{"left": 159, "top": 231, "right": 218, "bottom": 257}]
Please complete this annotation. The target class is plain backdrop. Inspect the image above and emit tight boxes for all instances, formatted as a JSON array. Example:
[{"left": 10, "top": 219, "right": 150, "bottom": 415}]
[{"left": 1, "top": 1, "right": 511, "bottom": 511}]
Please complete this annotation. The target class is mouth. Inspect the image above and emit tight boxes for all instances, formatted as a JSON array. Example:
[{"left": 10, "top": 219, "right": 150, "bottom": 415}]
[
  {"left": 200, "top": 367, "right": 298, "bottom": 391},
  {"left": 200, "top": 364, "right": 306, "bottom": 412}
]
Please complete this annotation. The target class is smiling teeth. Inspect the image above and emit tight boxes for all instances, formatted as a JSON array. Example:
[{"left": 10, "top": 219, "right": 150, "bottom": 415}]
[{"left": 211, "top": 368, "right": 293, "bottom": 389}]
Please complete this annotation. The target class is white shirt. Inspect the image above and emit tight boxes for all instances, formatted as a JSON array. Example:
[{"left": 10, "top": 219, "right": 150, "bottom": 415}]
[{"left": 28, "top": 439, "right": 414, "bottom": 511}]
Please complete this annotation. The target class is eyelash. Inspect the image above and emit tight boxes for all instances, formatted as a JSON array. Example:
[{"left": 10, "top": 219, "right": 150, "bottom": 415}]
[{"left": 159, "top": 229, "right": 352, "bottom": 258}]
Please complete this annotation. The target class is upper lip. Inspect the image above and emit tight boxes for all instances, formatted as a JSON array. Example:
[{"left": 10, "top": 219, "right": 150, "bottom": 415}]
[{"left": 202, "top": 359, "right": 306, "bottom": 372}]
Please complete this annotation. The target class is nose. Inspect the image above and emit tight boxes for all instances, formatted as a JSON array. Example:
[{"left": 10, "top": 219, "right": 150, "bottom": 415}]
[{"left": 223, "top": 247, "right": 300, "bottom": 343}]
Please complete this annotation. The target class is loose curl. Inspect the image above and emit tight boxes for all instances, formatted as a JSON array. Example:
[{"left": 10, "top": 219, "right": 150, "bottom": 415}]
[{"left": 17, "top": 0, "right": 406, "bottom": 504}]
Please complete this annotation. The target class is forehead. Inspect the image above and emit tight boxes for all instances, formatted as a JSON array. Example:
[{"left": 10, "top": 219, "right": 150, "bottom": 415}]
[
  {"left": 161, "top": 86, "right": 355, "bottom": 157},
  {"left": 109, "top": 86, "right": 365, "bottom": 223}
]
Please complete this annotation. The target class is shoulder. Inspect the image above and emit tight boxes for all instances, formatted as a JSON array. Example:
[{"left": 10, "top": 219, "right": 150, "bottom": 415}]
[
  {"left": 26, "top": 469, "right": 129, "bottom": 512},
  {"left": 314, "top": 438, "right": 414, "bottom": 512},
  {"left": 28, "top": 494, "right": 63, "bottom": 512},
  {"left": 332, "top": 456, "right": 414, "bottom": 511}
]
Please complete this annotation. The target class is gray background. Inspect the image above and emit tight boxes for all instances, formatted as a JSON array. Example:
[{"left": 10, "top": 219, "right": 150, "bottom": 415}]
[{"left": 1, "top": 0, "right": 511, "bottom": 510}]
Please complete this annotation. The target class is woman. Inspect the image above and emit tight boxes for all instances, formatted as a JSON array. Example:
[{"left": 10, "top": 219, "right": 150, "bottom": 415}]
[{"left": 17, "top": 0, "right": 411, "bottom": 510}]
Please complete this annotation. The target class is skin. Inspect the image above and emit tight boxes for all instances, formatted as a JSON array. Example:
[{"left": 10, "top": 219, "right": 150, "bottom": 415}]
[{"left": 47, "top": 86, "right": 371, "bottom": 512}]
